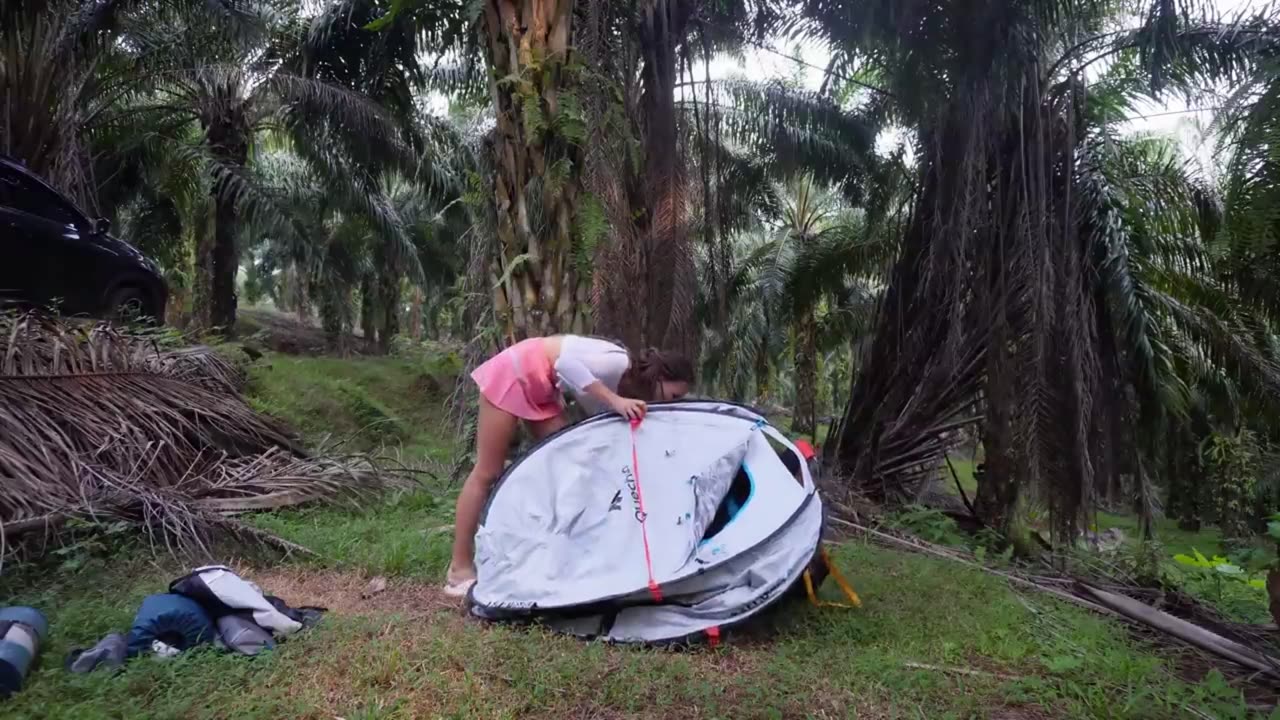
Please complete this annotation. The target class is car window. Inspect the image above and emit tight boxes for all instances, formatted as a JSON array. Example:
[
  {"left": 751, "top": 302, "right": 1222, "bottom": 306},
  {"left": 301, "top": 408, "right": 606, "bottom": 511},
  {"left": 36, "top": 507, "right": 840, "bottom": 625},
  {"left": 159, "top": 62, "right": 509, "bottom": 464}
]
[{"left": 0, "top": 165, "right": 83, "bottom": 227}]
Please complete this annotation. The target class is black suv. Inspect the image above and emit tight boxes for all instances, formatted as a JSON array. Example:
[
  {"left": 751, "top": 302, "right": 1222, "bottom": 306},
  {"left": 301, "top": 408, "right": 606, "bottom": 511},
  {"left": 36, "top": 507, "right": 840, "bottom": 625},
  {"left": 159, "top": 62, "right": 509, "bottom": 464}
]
[{"left": 0, "top": 155, "right": 167, "bottom": 323}]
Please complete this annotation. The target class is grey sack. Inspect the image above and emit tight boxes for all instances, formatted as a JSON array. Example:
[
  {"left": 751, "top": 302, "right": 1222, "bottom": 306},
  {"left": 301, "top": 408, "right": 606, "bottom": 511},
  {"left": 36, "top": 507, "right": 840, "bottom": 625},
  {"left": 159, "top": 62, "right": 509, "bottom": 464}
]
[{"left": 216, "top": 615, "right": 276, "bottom": 656}]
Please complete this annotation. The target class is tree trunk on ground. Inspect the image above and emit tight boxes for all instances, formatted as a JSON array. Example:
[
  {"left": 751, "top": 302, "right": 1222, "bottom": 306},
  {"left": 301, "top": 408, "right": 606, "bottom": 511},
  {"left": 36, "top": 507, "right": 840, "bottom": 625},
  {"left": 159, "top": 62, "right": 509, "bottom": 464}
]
[
  {"left": 793, "top": 308, "right": 818, "bottom": 438},
  {"left": 482, "top": 0, "right": 589, "bottom": 343}
]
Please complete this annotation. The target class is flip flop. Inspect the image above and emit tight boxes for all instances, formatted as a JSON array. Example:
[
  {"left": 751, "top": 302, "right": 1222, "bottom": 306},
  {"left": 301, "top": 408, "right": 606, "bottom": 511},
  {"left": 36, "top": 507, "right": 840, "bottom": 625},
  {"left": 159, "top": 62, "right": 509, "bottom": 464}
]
[{"left": 442, "top": 576, "right": 475, "bottom": 598}]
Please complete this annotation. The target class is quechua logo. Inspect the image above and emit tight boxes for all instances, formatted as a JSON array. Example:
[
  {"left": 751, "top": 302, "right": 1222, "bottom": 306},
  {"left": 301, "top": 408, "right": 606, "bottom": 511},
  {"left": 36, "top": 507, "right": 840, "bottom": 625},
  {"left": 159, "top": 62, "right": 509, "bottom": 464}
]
[{"left": 621, "top": 465, "right": 646, "bottom": 522}]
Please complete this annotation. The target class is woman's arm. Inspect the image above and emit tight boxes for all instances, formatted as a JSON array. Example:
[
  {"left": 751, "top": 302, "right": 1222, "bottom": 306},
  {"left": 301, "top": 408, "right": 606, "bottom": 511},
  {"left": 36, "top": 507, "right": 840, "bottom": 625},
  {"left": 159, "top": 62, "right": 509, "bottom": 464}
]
[
  {"left": 584, "top": 380, "right": 645, "bottom": 420},
  {"left": 556, "top": 344, "right": 645, "bottom": 419},
  {"left": 582, "top": 378, "right": 621, "bottom": 405}
]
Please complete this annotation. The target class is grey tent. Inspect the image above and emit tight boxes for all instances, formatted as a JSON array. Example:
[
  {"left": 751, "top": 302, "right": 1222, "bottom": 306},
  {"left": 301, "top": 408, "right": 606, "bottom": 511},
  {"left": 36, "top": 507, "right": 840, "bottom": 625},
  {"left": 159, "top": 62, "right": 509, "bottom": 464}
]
[{"left": 469, "top": 401, "right": 826, "bottom": 645}]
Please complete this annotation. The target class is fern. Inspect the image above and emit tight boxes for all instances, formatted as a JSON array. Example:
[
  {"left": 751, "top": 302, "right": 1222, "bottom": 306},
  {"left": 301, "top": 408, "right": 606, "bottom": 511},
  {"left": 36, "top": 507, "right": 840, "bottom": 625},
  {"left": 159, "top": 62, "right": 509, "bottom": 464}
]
[{"left": 573, "top": 193, "right": 609, "bottom": 275}]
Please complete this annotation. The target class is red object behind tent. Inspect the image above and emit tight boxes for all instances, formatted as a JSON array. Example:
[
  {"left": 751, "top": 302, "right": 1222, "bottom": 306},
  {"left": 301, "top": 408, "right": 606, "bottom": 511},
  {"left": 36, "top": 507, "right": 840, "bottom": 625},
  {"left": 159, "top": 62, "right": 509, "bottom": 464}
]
[{"left": 793, "top": 439, "right": 816, "bottom": 460}]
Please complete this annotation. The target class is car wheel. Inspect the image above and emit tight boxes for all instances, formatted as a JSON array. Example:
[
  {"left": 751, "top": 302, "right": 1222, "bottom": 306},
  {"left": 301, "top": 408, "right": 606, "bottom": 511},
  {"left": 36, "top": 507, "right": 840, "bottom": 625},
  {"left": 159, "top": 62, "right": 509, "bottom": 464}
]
[{"left": 106, "top": 286, "right": 152, "bottom": 325}]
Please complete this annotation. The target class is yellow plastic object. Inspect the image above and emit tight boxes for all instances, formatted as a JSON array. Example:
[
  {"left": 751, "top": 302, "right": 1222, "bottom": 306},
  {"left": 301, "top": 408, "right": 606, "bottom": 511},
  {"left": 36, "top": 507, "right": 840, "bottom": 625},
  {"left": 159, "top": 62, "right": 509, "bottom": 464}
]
[{"left": 802, "top": 546, "right": 862, "bottom": 609}]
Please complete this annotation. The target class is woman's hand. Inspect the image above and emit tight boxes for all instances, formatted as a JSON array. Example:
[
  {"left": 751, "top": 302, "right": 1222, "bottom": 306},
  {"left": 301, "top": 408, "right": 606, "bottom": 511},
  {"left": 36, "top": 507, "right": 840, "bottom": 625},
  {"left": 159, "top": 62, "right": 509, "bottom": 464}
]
[
  {"left": 583, "top": 380, "right": 647, "bottom": 421},
  {"left": 610, "top": 395, "right": 647, "bottom": 421}
]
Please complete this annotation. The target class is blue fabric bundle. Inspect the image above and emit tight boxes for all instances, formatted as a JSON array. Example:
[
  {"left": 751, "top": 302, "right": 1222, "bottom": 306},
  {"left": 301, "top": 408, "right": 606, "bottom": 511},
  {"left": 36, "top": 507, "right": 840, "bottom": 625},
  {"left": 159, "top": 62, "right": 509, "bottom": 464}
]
[{"left": 125, "top": 594, "right": 215, "bottom": 657}]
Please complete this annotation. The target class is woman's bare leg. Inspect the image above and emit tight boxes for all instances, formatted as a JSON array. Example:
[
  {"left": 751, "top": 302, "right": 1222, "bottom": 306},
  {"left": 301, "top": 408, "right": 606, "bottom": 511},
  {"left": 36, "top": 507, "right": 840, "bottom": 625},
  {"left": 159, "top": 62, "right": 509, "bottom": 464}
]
[
  {"left": 528, "top": 411, "right": 569, "bottom": 441},
  {"left": 446, "top": 395, "right": 518, "bottom": 589}
]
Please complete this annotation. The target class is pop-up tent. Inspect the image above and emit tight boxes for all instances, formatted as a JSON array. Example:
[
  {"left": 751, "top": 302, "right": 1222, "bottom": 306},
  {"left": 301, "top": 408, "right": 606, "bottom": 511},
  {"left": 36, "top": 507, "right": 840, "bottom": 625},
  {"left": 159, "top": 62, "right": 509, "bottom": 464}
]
[{"left": 469, "top": 400, "right": 841, "bottom": 645}]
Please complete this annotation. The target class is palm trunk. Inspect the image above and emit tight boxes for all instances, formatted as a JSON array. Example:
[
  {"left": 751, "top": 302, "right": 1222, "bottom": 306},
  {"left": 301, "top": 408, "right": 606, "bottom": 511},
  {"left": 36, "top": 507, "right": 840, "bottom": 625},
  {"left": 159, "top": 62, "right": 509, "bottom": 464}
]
[
  {"left": 408, "top": 287, "right": 424, "bottom": 341},
  {"left": 587, "top": 0, "right": 699, "bottom": 356},
  {"left": 192, "top": 204, "right": 215, "bottom": 330},
  {"left": 754, "top": 347, "right": 770, "bottom": 405},
  {"left": 976, "top": 323, "right": 1020, "bottom": 536},
  {"left": 793, "top": 308, "right": 818, "bottom": 437},
  {"left": 377, "top": 274, "right": 400, "bottom": 354},
  {"left": 360, "top": 276, "right": 376, "bottom": 343},
  {"left": 201, "top": 110, "right": 248, "bottom": 335},
  {"left": 483, "top": 0, "right": 588, "bottom": 343},
  {"left": 634, "top": 0, "right": 696, "bottom": 354}
]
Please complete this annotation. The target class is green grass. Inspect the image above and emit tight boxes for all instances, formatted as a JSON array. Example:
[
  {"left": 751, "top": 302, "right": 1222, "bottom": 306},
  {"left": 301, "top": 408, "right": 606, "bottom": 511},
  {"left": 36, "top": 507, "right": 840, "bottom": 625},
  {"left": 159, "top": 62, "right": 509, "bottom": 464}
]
[
  {"left": 2, "top": 539, "right": 1258, "bottom": 719},
  {"left": 931, "top": 448, "right": 1274, "bottom": 625},
  {"left": 0, "top": 350, "right": 1269, "bottom": 719},
  {"left": 1093, "top": 513, "right": 1224, "bottom": 559},
  {"left": 940, "top": 455, "right": 979, "bottom": 497},
  {"left": 251, "top": 489, "right": 457, "bottom": 579},
  {"left": 245, "top": 351, "right": 461, "bottom": 461},
  {"left": 1095, "top": 513, "right": 1274, "bottom": 624}
]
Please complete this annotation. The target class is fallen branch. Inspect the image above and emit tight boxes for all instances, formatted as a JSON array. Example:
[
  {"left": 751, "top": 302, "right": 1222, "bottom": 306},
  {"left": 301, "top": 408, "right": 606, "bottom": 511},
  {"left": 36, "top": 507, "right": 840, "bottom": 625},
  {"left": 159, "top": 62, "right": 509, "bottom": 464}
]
[
  {"left": 943, "top": 456, "right": 978, "bottom": 517},
  {"left": 218, "top": 517, "right": 318, "bottom": 558},
  {"left": 833, "top": 515, "right": 1280, "bottom": 686},
  {"left": 0, "top": 311, "right": 417, "bottom": 563},
  {"left": 194, "top": 489, "right": 315, "bottom": 513},
  {"left": 1, "top": 513, "right": 68, "bottom": 537},
  {"left": 904, "top": 662, "right": 1021, "bottom": 681},
  {"left": 828, "top": 516, "right": 1116, "bottom": 616},
  {"left": 1077, "top": 585, "right": 1280, "bottom": 678}
]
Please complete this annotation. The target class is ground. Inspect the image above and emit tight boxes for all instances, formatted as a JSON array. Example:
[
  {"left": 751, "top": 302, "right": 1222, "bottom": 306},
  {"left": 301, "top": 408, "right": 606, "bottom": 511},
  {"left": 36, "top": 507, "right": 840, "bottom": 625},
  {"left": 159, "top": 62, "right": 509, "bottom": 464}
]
[{"left": 2, "top": 337, "right": 1273, "bottom": 719}]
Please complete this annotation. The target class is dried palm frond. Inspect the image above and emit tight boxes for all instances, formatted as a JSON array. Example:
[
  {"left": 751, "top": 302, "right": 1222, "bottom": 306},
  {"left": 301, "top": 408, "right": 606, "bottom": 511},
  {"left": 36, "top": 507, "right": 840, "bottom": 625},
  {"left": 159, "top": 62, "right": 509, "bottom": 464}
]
[
  {"left": 146, "top": 345, "right": 248, "bottom": 395},
  {"left": 0, "top": 312, "right": 413, "bottom": 561}
]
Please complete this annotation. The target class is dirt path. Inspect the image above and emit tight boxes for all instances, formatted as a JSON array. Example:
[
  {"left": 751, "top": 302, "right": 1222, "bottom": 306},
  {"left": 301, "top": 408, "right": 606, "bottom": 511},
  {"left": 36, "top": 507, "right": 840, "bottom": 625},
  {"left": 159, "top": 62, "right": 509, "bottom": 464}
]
[
  {"left": 247, "top": 567, "right": 459, "bottom": 617},
  {"left": 235, "top": 566, "right": 1065, "bottom": 719},
  {"left": 237, "top": 307, "right": 373, "bottom": 356}
]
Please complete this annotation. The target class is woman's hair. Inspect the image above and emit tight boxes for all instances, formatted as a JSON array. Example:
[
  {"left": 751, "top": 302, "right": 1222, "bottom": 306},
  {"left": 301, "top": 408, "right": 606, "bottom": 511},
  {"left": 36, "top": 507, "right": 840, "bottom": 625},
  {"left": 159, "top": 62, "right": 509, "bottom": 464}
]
[{"left": 616, "top": 348, "right": 695, "bottom": 401}]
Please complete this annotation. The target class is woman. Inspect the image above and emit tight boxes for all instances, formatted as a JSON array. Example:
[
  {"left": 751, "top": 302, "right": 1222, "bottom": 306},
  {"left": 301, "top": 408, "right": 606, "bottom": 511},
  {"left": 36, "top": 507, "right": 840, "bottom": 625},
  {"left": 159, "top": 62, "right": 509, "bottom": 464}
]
[{"left": 444, "top": 335, "right": 695, "bottom": 597}]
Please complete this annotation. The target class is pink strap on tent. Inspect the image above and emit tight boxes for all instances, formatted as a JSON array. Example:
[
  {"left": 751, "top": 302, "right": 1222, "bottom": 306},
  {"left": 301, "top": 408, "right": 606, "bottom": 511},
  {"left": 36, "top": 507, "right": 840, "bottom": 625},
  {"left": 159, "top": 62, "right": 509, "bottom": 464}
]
[{"left": 629, "top": 418, "right": 663, "bottom": 603}]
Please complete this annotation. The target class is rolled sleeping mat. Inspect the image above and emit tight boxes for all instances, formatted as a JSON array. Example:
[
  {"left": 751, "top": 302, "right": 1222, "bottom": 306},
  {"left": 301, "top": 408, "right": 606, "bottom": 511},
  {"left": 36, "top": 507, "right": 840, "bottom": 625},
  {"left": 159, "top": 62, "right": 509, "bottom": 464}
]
[
  {"left": 125, "top": 594, "right": 215, "bottom": 658},
  {"left": 0, "top": 606, "right": 49, "bottom": 699}
]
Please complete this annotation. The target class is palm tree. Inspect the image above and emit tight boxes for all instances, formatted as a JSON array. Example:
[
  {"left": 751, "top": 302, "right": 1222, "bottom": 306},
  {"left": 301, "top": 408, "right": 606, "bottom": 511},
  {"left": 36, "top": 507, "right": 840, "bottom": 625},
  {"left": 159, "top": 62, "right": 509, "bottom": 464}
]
[
  {"left": 579, "top": 1, "right": 794, "bottom": 355},
  {"left": 699, "top": 171, "right": 895, "bottom": 435},
  {"left": 0, "top": 0, "right": 139, "bottom": 209},
  {"left": 242, "top": 135, "right": 469, "bottom": 353},
  {"left": 801, "top": 0, "right": 1280, "bottom": 542},
  {"left": 105, "top": 0, "right": 416, "bottom": 333},
  {"left": 700, "top": 232, "right": 787, "bottom": 404},
  {"left": 769, "top": 175, "right": 843, "bottom": 436},
  {"left": 467, "top": 0, "right": 591, "bottom": 340}
]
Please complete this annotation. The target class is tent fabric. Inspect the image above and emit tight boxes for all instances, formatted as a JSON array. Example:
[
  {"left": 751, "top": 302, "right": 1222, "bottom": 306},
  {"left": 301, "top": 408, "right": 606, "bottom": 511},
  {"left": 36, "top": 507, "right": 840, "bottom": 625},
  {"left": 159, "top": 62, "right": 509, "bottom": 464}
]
[
  {"left": 470, "top": 400, "right": 825, "bottom": 645},
  {"left": 125, "top": 594, "right": 215, "bottom": 657}
]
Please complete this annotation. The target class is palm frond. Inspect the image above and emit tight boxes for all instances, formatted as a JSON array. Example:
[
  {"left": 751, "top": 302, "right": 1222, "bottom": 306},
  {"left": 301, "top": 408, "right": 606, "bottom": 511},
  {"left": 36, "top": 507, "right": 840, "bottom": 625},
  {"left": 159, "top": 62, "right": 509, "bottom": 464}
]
[
  {"left": 714, "top": 79, "right": 878, "bottom": 202},
  {"left": 0, "top": 312, "right": 413, "bottom": 559}
]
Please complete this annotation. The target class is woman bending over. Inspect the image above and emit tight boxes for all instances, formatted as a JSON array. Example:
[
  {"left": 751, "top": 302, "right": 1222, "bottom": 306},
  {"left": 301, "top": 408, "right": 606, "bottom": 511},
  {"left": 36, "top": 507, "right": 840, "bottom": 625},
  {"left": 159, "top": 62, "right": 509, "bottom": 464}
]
[{"left": 444, "top": 335, "right": 694, "bottom": 597}]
